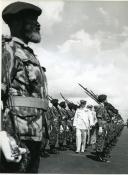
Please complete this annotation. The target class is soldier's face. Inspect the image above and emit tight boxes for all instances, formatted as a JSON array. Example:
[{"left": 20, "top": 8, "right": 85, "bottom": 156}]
[
  {"left": 23, "top": 15, "right": 41, "bottom": 43},
  {"left": 81, "top": 104, "right": 86, "bottom": 108}
]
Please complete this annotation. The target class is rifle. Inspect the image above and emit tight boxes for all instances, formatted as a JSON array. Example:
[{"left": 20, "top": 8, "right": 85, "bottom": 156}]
[
  {"left": 60, "top": 93, "right": 74, "bottom": 118},
  {"left": 78, "top": 83, "right": 100, "bottom": 104},
  {"left": 60, "top": 93, "right": 71, "bottom": 104},
  {"left": 48, "top": 95, "right": 53, "bottom": 101},
  {"left": 90, "top": 90, "right": 98, "bottom": 99}
]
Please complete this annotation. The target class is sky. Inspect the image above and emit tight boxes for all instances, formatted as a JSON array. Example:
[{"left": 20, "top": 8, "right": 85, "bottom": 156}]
[{"left": 1, "top": 0, "right": 128, "bottom": 121}]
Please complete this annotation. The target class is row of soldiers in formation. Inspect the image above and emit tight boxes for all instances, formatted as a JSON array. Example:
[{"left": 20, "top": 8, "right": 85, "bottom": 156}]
[
  {"left": 0, "top": 1, "right": 124, "bottom": 173},
  {"left": 40, "top": 94, "right": 124, "bottom": 163}
]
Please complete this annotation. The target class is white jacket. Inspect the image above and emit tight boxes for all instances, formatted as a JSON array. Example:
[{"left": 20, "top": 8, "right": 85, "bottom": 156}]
[
  {"left": 88, "top": 110, "right": 97, "bottom": 127},
  {"left": 73, "top": 108, "right": 90, "bottom": 130}
]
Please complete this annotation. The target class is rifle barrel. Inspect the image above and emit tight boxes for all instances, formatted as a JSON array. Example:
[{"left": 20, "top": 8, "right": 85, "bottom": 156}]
[
  {"left": 60, "top": 92, "right": 71, "bottom": 104},
  {"left": 48, "top": 95, "right": 53, "bottom": 100},
  {"left": 78, "top": 83, "right": 99, "bottom": 104},
  {"left": 90, "top": 90, "right": 98, "bottom": 99}
]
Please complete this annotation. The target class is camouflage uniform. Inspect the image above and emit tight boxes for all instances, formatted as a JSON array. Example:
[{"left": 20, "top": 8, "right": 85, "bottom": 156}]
[
  {"left": 47, "top": 106, "right": 60, "bottom": 153},
  {"left": 65, "top": 108, "right": 75, "bottom": 149},
  {"left": 1, "top": 36, "right": 48, "bottom": 173},
  {"left": 59, "top": 107, "right": 68, "bottom": 150},
  {"left": 95, "top": 104, "right": 109, "bottom": 160}
]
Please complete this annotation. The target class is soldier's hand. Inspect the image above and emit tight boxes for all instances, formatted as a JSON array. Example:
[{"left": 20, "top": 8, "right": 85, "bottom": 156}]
[
  {"left": 11, "top": 154, "right": 22, "bottom": 163},
  {"left": 19, "top": 147, "right": 27, "bottom": 154}
]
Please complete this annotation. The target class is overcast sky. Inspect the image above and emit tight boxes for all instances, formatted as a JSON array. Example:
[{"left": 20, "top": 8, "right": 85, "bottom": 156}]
[{"left": 1, "top": 0, "right": 128, "bottom": 121}]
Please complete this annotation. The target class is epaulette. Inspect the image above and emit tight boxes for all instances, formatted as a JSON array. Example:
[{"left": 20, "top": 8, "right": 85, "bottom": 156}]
[
  {"left": 42, "top": 66, "right": 46, "bottom": 72},
  {"left": 2, "top": 35, "right": 12, "bottom": 43}
]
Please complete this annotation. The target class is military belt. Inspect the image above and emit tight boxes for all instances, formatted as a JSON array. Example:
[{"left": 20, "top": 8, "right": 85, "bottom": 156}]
[{"left": 7, "top": 96, "right": 48, "bottom": 110}]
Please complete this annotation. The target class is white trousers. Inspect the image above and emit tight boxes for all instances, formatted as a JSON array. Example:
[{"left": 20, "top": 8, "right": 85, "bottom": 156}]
[{"left": 76, "top": 128, "right": 88, "bottom": 152}]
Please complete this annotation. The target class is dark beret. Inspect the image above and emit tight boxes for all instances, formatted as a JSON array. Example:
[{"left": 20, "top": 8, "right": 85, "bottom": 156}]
[
  {"left": 51, "top": 99, "right": 58, "bottom": 106},
  {"left": 87, "top": 105, "right": 93, "bottom": 109},
  {"left": 94, "top": 105, "right": 98, "bottom": 109},
  {"left": 73, "top": 104, "right": 78, "bottom": 110},
  {"left": 80, "top": 100, "right": 86, "bottom": 105},
  {"left": 67, "top": 103, "right": 74, "bottom": 110},
  {"left": 59, "top": 101, "right": 66, "bottom": 108},
  {"left": 98, "top": 94, "right": 107, "bottom": 103},
  {"left": 2, "top": 1, "right": 42, "bottom": 24}
]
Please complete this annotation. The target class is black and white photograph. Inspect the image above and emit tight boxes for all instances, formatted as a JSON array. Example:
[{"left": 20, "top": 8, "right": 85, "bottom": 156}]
[{"left": 0, "top": 0, "right": 128, "bottom": 173}]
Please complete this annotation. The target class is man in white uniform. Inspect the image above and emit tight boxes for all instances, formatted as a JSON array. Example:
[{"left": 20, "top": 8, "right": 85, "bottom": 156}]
[{"left": 73, "top": 100, "right": 90, "bottom": 153}]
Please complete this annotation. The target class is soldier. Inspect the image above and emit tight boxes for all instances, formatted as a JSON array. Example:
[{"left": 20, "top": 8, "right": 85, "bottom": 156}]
[
  {"left": 59, "top": 101, "right": 68, "bottom": 150},
  {"left": 66, "top": 103, "right": 76, "bottom": 149},
  {"left": 48, "top": 99, "right": 60, "bottom": 154},
  {"left": 1, "top": 2, "right": 48, "bottom": 173},
  {"left": 95, "top": 95, "right": 110, "bottom": 162},
  {"left": 103, "top": 102, "right": 120, "bottom": 158}
]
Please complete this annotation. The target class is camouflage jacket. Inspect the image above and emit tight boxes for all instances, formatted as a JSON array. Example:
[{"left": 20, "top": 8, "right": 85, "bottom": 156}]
[
  {"left": 96, "top": 104, "right": 109, "bottom": 127},
  {"left": 2, "top": 36, "right": 48, "bottom": 141}
]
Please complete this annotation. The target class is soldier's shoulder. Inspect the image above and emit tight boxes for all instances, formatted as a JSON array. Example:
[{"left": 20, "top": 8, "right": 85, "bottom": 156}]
[
  {"left": 2, "top": 35, "right": 15, "bottom": 59},
  {"left": 98, "top": 104, "right": 104, "bottom": 108},
  {"left": 2, "top": 35, "right": 12, "bottom": 48},
  {"left": 2, "top": 35, "right": 12, "bottom": 43},
  {"left": 97, "top": 105, "right": 105, "bottom": 112}
]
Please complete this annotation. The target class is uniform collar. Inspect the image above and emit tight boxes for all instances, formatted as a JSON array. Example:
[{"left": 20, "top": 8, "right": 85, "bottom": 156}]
[
  {"left": 12, "top": 37, "right": 28, "bottom": 47},
  {"left": 12, "top": 37, "right": 34, "bottom": 54}
]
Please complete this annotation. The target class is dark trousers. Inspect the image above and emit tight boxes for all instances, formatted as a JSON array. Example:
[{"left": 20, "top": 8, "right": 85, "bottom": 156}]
[
  {"left": 22, "top": 140, "right": 41, "bottom": 173},
  {"left": 0, "top": 140, "right": 41, "bottom": 174}
]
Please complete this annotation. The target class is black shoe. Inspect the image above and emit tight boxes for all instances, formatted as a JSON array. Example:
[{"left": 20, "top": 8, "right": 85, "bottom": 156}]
[
  {"left": 49, "top": 149, "right": 57, "bottom": 154},
  {"left": 98, "top": 156, "right": 110, "bottom": 163},
  {"left": 105, "top": 154, "right": 112, "bottom": 158},
  {"left": 75, "top": 151, "right": 80, "bottom": 154},
  {"left": 102, "top": 158, "right": 110, "bottom": 163},
  {"left": 41, "top": 151, "right": 50, "bottom": 158}
]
